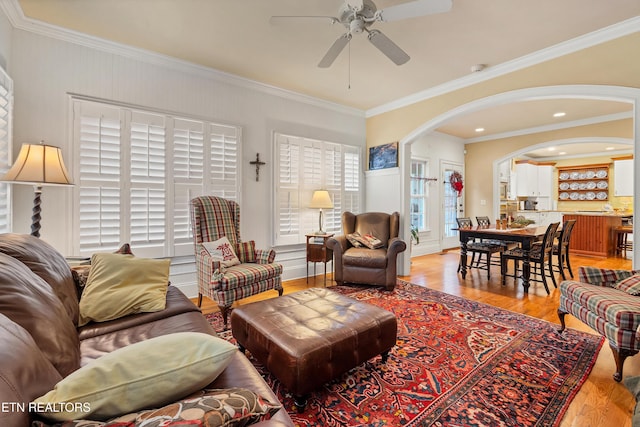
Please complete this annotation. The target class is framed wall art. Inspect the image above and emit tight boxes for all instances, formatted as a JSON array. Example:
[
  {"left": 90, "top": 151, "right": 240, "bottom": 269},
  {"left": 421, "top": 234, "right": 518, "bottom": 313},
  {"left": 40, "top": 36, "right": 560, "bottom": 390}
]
[{"left": 369, "top": 142, "right": 398, "bottom": 170}]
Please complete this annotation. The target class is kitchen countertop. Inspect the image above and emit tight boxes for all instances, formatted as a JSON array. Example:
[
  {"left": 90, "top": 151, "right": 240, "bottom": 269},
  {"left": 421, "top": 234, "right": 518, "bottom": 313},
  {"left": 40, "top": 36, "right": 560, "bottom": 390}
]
[
  {"left": 562, "top": 211, "right": 633, "bottom": 216},
  {"left": 516, "top": 210, "right": 633, "bottom": 216}
]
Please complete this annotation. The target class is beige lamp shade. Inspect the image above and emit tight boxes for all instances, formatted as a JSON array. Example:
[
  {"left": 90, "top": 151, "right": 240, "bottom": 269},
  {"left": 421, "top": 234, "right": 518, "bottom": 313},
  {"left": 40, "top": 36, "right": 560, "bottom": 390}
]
[
  {"left": 1, "top": 143, "right": 73, "bottom": 186},
  {"left": 309, "top": 190, "right": 334, "bottom": 209}
]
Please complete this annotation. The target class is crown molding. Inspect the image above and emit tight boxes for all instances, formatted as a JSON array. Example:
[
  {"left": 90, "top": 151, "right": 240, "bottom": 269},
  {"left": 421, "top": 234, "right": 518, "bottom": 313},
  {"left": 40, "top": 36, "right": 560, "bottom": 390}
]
[
  {"left": 366, "top": 16, "right": 640, "bottom": 118},
  {"left": 0, "top": 0, "right": 365, "bottom": 119}
]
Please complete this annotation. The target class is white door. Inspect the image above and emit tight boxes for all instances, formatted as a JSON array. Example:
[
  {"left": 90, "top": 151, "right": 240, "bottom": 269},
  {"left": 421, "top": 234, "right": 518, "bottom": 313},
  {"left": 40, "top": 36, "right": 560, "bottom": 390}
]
[{"left": 442, "top": 161, "right": 464, "bottom": 250}]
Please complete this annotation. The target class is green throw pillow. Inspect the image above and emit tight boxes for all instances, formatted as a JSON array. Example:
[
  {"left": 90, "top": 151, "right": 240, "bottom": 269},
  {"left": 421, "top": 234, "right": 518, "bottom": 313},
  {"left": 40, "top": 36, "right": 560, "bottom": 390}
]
[
  {"left": 34, "top": 332, "right": 237, "bottom": 421},
  {"left": 78, "top": 253, "right": 171, "bottom": 326}
]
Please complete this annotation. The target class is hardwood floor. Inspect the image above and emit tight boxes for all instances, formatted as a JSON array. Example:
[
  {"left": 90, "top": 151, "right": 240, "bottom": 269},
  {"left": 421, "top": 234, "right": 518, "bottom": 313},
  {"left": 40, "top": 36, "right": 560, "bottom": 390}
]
[{"left": 194, "top": 250, "right": 637, "bottom": 427}]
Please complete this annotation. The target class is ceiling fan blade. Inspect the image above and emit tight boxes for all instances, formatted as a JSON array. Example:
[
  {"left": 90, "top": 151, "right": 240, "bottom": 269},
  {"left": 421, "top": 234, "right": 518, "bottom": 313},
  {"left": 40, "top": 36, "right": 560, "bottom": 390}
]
[
  {"left": 318, "top": 33, "right": 352, "bottom": 68},
  {"left": 377, "top": 0, "right": 452, "bottom": 22},
  {"left": 367, "top": 30, "right": 410, "bottom": 65},
  {"left": 269, "top": 15, "right": 339, "bottom": 25}
]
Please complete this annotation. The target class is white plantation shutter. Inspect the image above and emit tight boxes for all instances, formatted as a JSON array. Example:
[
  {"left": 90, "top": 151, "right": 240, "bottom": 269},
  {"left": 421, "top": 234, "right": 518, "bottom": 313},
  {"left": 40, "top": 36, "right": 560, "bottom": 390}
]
[
  {"left": 274, "top": 132, "right": 362, "bottom": 246},
  {"left": 129, "top": 112, "right": 166, "bottom": 254},
  {"left": 301, "top": 139, "right": 323, "bottom": 233},
  {"left": 343, "top": 146, "right": 361, "bottom": 214},
  {"left": 174, "top": 119, "right": 204, "bottom": 181},
  {"left": 171, "top": 118, "right": 204, "bottom": 256},
  {"left": 76, "top": 102, "right": 122, "bottom": 253},
  {"left": 323, "top": 143, "right": 342, "bottom": 234},
  {"left": 0, "top": 69, "right": 12, "bottom": 233},
  {"left": 275, "top": 134, "right": 301, "bottom": 245},
  {"left": 209, "top": 123, "right": 238, "bottom": 199},
  {"left": 72, "top": 98, "right": 240, "bottom": 257}
]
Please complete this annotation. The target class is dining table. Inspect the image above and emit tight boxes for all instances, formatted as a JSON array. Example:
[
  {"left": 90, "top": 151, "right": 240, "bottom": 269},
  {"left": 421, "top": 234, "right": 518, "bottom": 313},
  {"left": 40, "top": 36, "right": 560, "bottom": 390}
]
[{"left": 454, "top": 224, "right": 552, "bottom": 293}]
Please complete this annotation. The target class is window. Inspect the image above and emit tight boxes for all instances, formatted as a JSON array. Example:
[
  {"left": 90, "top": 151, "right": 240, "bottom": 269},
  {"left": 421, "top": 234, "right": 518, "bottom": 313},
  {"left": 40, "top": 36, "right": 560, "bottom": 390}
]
[
  {"left": 274, "top": 132, "right": 361, "bottom": 246},
  {"left": 410, "top": 158, "right": 429, "bottom": 231},
  {"left": 72, "top": 98, "right": 240, "bottom": 258},
  {"left": 0, "top": 68, "right": 12, "bottom": 233}
]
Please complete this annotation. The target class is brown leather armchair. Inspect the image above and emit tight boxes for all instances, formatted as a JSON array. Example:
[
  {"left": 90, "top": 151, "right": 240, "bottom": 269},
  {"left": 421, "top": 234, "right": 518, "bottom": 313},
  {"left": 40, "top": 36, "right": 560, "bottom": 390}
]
[{"left": 327, "top": 211, "right": 407, "bottom": 291}]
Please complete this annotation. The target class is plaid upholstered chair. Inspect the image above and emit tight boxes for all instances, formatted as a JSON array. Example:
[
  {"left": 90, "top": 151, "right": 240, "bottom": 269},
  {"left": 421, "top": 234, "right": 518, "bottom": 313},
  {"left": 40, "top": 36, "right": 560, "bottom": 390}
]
[
  {"left": 558, "top": 266, "right": 640, "bottom": 381},
  {"left": 190, "top": 196, "right": 283, "bottom": 327}
]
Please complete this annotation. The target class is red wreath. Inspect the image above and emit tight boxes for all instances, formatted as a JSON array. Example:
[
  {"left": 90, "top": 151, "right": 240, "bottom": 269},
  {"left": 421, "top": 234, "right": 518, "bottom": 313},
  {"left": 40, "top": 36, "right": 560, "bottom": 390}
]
[{"left": 450, "top": 171, "right": 464, "bottom": 197}]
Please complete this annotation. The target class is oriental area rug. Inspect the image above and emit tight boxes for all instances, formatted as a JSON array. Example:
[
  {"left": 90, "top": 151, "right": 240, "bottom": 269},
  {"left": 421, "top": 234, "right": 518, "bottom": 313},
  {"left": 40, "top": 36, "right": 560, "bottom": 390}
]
[{"left": 206, "top": 280, "right": 603, "bottom": 427}]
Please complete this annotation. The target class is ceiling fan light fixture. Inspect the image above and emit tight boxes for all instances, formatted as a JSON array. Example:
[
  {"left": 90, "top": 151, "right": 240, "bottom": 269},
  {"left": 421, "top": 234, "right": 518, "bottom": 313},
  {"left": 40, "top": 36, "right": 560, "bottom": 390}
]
[{"left": 350, "top": 18, "right": 366, "bottom": 33}]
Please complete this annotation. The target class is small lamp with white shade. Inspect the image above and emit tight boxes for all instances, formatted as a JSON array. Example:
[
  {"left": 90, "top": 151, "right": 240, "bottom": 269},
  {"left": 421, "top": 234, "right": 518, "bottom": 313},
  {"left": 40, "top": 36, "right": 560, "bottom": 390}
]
[{"left": 309, "top": 190, "right": 334, "bottom": 235}]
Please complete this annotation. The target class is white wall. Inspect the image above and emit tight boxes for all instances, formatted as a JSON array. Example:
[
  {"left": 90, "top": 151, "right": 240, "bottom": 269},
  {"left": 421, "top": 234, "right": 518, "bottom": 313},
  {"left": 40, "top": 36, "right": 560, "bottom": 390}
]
[
  {"left": 408, "top": 132, "right": 465, "bottom": 257},
  {"left": 365, "top": 168, "right": 401, "bottom": 213},
  {"left": 0, "top": 12, "right": 366, "bottom": 297}
]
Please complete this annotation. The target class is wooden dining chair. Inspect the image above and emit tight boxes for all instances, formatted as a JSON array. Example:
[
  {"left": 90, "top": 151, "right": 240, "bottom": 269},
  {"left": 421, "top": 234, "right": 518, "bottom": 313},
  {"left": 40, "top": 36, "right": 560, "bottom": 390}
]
[
  {"left": 456, "top": 217, "right": 504, "bottom": 279},
  {"left": 500, "top": 222, "right": 560, "bottom": 294},
  {"left": 475, "top": 216, "right": 518, "bottom": 250},
  {"left": 553, "top": 219, "right": 576, "bottom": 280}
]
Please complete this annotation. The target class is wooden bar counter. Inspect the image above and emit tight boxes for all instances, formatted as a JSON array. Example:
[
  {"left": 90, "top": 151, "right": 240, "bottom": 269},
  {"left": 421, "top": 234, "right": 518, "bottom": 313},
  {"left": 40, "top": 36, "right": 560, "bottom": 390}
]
[{"left": 563, "top": 212, "right": 624, "bottom": 257}]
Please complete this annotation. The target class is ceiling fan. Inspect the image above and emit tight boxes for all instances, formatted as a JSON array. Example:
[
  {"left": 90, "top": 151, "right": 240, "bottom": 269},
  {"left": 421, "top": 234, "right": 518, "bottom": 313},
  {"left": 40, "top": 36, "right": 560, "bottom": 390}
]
[{"left": 271, "top": 0, "right": 453, "bottom": 68}]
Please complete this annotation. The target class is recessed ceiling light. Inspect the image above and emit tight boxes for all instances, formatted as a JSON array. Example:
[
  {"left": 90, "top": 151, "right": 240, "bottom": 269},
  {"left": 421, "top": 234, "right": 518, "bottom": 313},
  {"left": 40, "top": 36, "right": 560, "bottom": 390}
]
[
  {"left": 559, "top": 151, "right": 567, "bottom": 155},
  {"left": 547, "top": 147, "right": 556, "bottom": 151},
  {"left": 553, "top": 112, "right": 566, "bottom": 118},
  {"left": 475, "top": 127, "right": 485, "bottom": 133},
  {"left": 606, "top": 146, "right": 615, "bottom": 150}
]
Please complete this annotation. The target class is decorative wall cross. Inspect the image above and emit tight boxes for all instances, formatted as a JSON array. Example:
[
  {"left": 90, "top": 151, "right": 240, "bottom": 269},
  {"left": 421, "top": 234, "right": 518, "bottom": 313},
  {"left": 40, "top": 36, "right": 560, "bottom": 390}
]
[{"left": 250, "top": 153, "right": 266, "bottom": 182}]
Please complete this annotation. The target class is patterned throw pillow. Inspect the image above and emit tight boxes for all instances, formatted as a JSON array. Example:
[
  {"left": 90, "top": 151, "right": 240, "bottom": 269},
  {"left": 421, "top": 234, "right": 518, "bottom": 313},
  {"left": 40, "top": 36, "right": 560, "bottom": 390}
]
[
  {"left": 346, "top": 232, "right": 363, "bottom": 248},
  {"left": 614, "top": 274, "right": 640, "bottom": 296},
  {"left": 201, "top": 237, "right": 241, "bottom": 268},
  {"left": 32, "top": 387, "right": 282, "bottom": 427},
  {"left": 354, "top": 233, "right": 384, "bottom": 249},
  {"left": 235, "top": 240, "right": 256, "bottom": 263}
]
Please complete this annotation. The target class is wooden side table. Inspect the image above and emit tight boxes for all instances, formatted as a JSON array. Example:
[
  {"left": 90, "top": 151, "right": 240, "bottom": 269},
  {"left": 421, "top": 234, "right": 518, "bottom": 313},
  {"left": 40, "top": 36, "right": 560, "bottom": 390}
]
[{"left": 306, "top": 233, "right": 334, "bottom": 286}]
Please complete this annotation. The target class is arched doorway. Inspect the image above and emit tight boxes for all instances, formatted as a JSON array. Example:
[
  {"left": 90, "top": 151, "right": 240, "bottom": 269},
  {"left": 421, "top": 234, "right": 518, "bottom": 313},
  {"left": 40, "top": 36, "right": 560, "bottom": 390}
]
[{"left": 398, "top": 85, "right": 640, "bottom": 274}]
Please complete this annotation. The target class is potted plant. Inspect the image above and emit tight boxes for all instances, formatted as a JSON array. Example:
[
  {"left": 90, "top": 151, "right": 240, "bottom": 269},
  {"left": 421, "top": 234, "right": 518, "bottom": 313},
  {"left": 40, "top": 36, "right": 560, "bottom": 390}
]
[{"left": 410, "top": 226, "right": 420, "bottom": 245}]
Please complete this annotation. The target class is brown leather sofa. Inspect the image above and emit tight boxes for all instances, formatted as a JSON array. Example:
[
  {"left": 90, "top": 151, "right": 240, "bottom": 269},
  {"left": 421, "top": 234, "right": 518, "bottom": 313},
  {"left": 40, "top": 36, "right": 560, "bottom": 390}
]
[
  {"left": 327, "top": 211, "right": 407, "bottom": 291},
  {"left": 0, "top": 233, "right": 293, "bottom": 427}
]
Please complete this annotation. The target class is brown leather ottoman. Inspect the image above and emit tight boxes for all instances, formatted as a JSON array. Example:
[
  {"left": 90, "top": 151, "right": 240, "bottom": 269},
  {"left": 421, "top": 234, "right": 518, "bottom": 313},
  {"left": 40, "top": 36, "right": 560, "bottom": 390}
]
[{"left": 230, "top": 287, "right": 397, "bottom": 412}]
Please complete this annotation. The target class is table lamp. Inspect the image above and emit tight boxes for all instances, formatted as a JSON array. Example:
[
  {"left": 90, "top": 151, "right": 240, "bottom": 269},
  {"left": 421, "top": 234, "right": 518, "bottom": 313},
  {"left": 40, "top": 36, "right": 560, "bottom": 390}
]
[
  {"left": 1, "top": 142, "right": 73, "bottom": 237},
  {"left": 309, "top": 190, "right": 334, "bottom": 234}
]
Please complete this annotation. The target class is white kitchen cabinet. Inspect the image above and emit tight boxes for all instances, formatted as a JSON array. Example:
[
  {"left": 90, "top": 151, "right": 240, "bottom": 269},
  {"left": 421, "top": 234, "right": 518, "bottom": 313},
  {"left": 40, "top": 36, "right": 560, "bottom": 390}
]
[
  {"left": 516, "top": 163, "right": 537, "bottom": 197},
  {"left": 516, "top": 163, "right": 553, "bottom": 197},
  {"left": 614, "top": 159, "right": 634, "bottom": 196},
  {"left": 537, "top": 165, "right": 553, "bottom": 197}
]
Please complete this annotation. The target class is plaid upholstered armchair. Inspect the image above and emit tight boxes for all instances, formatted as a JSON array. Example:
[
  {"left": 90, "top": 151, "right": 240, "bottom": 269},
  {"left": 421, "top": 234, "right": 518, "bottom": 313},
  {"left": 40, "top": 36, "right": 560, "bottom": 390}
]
[
  {"left": 558, "top": 266, "right": 640, "bottom": 382},
  {"left": 190, "top": 196, "right": 283, "bottom": 327}
]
